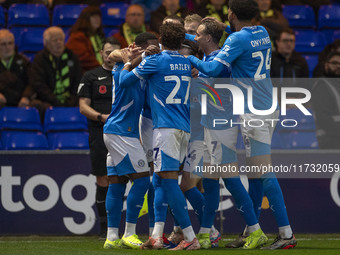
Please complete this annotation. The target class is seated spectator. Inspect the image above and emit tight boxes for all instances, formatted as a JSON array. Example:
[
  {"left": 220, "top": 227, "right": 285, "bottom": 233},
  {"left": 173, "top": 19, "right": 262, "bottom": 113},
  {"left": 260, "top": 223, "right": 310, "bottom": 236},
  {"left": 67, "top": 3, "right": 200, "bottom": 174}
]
[
  {"left": 271, "top": 28, "right": 309, "bottom": 79},
  {"left": 66, "top": 6, "right": 105, "bottom": 73},
  {"left": 131, "top": 0, "right": 187, "bottom": 22},
  {"left": 150, "top": 0, "right": 191, "bottom": 34},
  {"left": 312, "top": 52, "right": 340, "bottom": 149},
  {"left": 0, "top": 29, "right": 32, "bottom": 108},
  {"left": 197, "top": 0, "right": 229, "bottom": 45},
  {"left": 112, "top": 4, "right": 152, "bottom": 49},
  {"left": 30, "top": 27, "right": 82, "bottom": 113},
  {"left": 255, "top": 0, "right": 289, "bottom": 40},
  {"left": 313, "top": 39, "right": 340, "bottom": 77},
  {"left": 184, "top": 14, "right": 202, "bottom": 35},
  {"left": 197, "top": 0, "right": 229, "bottom": 24}
]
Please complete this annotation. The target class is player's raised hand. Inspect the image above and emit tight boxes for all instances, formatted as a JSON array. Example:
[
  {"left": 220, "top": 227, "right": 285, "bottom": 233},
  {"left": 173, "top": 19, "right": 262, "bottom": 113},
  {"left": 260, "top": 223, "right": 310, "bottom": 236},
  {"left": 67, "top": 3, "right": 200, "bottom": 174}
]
[
  {"left": 120, "top": 48, "right": 131, "bottom": 64},
  {"left": 145, "top": 45, "right": 160, "bottom": 56}
]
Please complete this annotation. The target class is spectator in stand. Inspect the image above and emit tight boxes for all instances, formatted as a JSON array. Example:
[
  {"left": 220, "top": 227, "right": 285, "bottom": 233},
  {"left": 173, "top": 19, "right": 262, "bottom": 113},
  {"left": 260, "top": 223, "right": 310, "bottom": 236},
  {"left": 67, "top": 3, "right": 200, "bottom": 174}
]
[
  {"left": 271, "top": 28, "right": 309, "bottom": 79},
  {"left": 313, "top": 39, "right": 340, "bottom": 77},
  {"left": 131, "top": 0, "right": 187, "bottom": 22},
  {"left": 197, "top": 0, "right": 229, "bottom": 45},
  {"left": 66, "top": 6, "right": 105, "bottom": 73},
  {"left": 312, "top": 52, "right": 340, "bottom": 149},
  {"left": 0, "top": 29, "right": 32, "bottom": 108},
  {"left": 30, "top": 27, "right": 82, "bottom": 114},
  {"left": 184, "top": 14, "right": 202, "bottom": 35},
  {"left": 254, "top": 0, "right": 289, "bottom": 40},
  {"left": 150, "top": 0, "right": 191, "bottom": 34},
  {"left": 112, "top": 4, "right": 153, "bottom": 49}
]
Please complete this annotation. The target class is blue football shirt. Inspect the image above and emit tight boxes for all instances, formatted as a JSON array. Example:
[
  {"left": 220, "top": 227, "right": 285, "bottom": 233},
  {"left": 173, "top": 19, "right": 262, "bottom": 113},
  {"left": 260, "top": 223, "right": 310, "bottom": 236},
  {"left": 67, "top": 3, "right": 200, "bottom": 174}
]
[{"left": 104, "top": 62, "right": 146, "bottom": 138}]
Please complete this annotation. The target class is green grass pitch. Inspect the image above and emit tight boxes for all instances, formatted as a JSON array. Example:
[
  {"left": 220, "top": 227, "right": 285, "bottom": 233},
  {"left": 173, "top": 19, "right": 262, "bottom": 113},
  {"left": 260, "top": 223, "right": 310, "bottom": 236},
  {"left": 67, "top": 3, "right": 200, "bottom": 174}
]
[{"left": 1, "top": 234, "right": 340, "bottom": 255}]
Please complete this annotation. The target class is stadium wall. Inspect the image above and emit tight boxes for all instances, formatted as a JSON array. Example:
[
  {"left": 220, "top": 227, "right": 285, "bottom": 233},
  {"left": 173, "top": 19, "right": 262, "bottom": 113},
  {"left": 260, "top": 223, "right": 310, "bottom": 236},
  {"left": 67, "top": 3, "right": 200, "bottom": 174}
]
[{"left": 0, "top": 150, "right": 339, "bottom": 235}]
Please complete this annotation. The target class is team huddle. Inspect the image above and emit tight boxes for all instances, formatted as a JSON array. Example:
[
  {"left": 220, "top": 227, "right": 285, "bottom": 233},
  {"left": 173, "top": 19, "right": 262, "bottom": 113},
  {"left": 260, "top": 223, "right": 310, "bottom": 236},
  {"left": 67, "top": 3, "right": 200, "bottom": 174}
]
[{"left": 99, "top": 0, "right": 297, "bottom": 251}]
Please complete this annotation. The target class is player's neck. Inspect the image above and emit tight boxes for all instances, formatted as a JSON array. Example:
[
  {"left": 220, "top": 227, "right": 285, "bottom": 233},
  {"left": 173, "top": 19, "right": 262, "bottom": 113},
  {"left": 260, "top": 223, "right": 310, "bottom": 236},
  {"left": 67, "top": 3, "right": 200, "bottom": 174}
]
[
  {"left": 236, "top": 20, "right": 253, "bottom": 31},
  {"left": 162, "top": 46, "right": 179, "bottom": 52},
  {"left": 204, "top": 44, "right": 220, "bottom": 56},
  {"left": 102, "top": 63, "right": 114, "bottom": 71}
]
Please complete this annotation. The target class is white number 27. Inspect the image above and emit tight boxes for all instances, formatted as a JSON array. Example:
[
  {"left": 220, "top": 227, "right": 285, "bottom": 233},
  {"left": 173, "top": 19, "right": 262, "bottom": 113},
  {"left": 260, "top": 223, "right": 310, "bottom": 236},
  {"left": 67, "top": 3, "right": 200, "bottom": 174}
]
[{"left": 165, "top": 75, "right": 191, "bottom": 104}]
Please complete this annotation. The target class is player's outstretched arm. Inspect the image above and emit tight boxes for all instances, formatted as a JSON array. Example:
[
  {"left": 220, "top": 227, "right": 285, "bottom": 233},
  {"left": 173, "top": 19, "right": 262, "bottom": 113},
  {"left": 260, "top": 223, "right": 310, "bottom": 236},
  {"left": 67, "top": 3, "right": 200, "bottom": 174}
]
[{"left": 187, "top": 55, "right": 225, "bottom": 77}]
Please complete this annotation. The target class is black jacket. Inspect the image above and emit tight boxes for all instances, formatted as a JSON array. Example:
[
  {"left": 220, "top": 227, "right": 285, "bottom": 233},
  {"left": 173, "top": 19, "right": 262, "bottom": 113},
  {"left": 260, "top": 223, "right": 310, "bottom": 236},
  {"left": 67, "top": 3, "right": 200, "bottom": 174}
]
[
  {"left": 0, "top": 53, "right": 31, "bottom": 106},
  {"left": 29, "top": 48, "right": 82, "bottom": 106}
]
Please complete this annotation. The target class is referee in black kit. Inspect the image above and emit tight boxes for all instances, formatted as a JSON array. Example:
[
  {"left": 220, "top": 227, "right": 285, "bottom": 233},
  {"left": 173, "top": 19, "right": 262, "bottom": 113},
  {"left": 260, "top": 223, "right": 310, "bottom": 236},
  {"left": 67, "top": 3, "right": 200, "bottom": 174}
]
[{"left": 78, "top": 37, "right": 121, "bottom": 239}]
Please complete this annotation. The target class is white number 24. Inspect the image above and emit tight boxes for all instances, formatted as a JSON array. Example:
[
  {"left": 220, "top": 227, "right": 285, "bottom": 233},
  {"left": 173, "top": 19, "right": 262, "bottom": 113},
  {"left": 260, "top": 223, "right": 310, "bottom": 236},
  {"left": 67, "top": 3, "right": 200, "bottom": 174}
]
[{"left": 252, "top": 49, "right": 271, "bottom": 81}]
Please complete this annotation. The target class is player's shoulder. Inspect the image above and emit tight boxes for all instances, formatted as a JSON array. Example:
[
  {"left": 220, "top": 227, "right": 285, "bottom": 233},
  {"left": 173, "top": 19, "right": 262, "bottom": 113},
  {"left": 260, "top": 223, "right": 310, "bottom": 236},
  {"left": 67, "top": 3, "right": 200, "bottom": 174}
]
[{"left": 112, "top": 62, "right": 124, "bottom": 73}]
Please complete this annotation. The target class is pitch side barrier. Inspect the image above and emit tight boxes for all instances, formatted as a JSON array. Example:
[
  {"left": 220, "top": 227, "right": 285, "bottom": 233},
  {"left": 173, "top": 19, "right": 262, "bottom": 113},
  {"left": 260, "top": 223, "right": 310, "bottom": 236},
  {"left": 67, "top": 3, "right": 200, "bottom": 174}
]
[{"left": 0, "top": 150, "right": 339, "bottom": 235}]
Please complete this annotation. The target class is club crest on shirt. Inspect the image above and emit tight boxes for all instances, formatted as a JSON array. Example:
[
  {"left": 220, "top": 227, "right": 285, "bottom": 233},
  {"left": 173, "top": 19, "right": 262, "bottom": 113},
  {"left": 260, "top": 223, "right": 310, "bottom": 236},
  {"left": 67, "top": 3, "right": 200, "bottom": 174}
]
[{"left": 138, "top": 159, "right": 145, "bottom": 167}]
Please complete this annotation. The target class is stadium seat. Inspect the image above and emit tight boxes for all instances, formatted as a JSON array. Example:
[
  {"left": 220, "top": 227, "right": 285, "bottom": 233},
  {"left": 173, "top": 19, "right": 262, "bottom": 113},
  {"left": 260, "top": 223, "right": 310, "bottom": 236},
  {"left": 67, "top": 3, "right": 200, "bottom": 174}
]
[
  {"left": 100, "top": 2, "right": 129, "bottom": 27},
  {"left": 52, "top": 4, "right": 88, "bottom": 27},
  {"left": 18, "top": 27, "right": 45, "bottom": 52},
  {"left": 104, "top": 27, "right": 119, "bottom": 37},
  {"left": 284, "top": 131, "right": 318, "bottom": 149},
  {"left": 333, "top": 30, "right": 340, "bottom": 41},
  {"left": 0, "top": 107, "right": 42, "bottom": 131},
  {"left": 318, "top": 5, "right": 340, "bottom": 30},
  {"left": 0, "top": 6, "right": 5, "bottom": 28},
  {"left": 9, "top": 27, "right": 25, "bottom": 48},
  {"left": 294, "top": 30, "right": 327, "bottom": 54},
  {"left": 282, "top": 5, "right": 316, "bottom": 28},
  {"left": 321, "top": 29, "right": 339, "bottom": 44},
  {"left": 284, "top": 108, "right": 316, "bottom": 131},
  {"left": 48, "top": 132, "right": 89, "bottom": 150},
  {"left": 271, "top": 131, "right": 283, "bottom": 149},
  {"left": 8, "top": 4, "right": 50, "bottom": 27},
  {"left": 3, "top": 131, "right": 49, "bottom": 150},
  {"left": 303, "top": 55, "right": 319, "bottom": 77},
  {"left": 44, "top": 107, "right": 88, "bottom": 133}
]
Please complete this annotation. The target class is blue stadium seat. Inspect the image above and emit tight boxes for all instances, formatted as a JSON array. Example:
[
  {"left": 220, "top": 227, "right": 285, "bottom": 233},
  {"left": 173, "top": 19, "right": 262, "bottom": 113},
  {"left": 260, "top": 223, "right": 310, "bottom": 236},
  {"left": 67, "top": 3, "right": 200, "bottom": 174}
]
[
  {"left": 321, "top": 29, "right": 339, "bottom": 44},
  {"left": 0, "top": 6, "right": 5, "bottom": 28},
  {"left": 333, "top": 30, "right": 340, "bottom": 41},
  {"left": 271, "top": 131, "right": 283, "bottom": 149},
  {"left": 10, "top": 27, "right": 25, "bottom": 48},
  {"left": 0, "top": 107, "right": 42, "bottom": 131},
  {"left": 318, "top": 5, "right": 340, "bottom": 29},
  {"left": 49, "top": 132, "right": 89, "bottom": 150},
  {"left": 100, "top": 2, "right": 129, "bottom": 27},
  {"left": 284, "top": 108, "right": 316, "bottom": 131},
  {"left": 282, "top": 5, "right": 316, "bottom": 28},
  {"left": 44, "top": 107, "right": 88, "bottom": 133},
  {"left": 52, "top": 4, "right": 88, "bottom": 27},
  {"left": 303, "top": 55, "right": 319, "bottom": 77},
  {"left": 284, "top": 131, "right": 318, "bottom": 149},
  {"left": 3, "top": 131, "right": 49, "bottom": 150},
  {"left": 104, "top": 27, "right": 119, "bottom": 37},
  {"left": 8, "top": 4, "right": 50, "bottom": 27},
  {"left": 18, "top": 27, "right": 45, "bottom": 52},
  {"left": 295, "top": 30, "right": 327, "bottom": 53}
]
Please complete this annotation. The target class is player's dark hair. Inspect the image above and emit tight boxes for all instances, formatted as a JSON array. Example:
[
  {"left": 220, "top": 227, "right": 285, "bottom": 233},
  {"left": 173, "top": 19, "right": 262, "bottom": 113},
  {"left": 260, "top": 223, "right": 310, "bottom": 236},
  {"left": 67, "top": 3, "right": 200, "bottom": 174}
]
[
  {"left": 135, "top": 32, "right": 158, "bottom": 47},
  {"left": 160, "top": 22, "right": 185, "bottom": 50},
  {"left": 229, "top": 0, "right": 259, "bottom": 21},
  {"left": 102, "top": 37, "right": 121, "bottom": 49},
  {"left": 181, "top": 39, "right": 199, "bottom": 56},
  {"left": 326, "top": 51, "right": 340, "bottom": 62},
  {"left": 163, "top": 14, "right": 185, "bottom": 26},
  {"left": 200, "top": 19, "right": 224, "bottom": 45}
]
